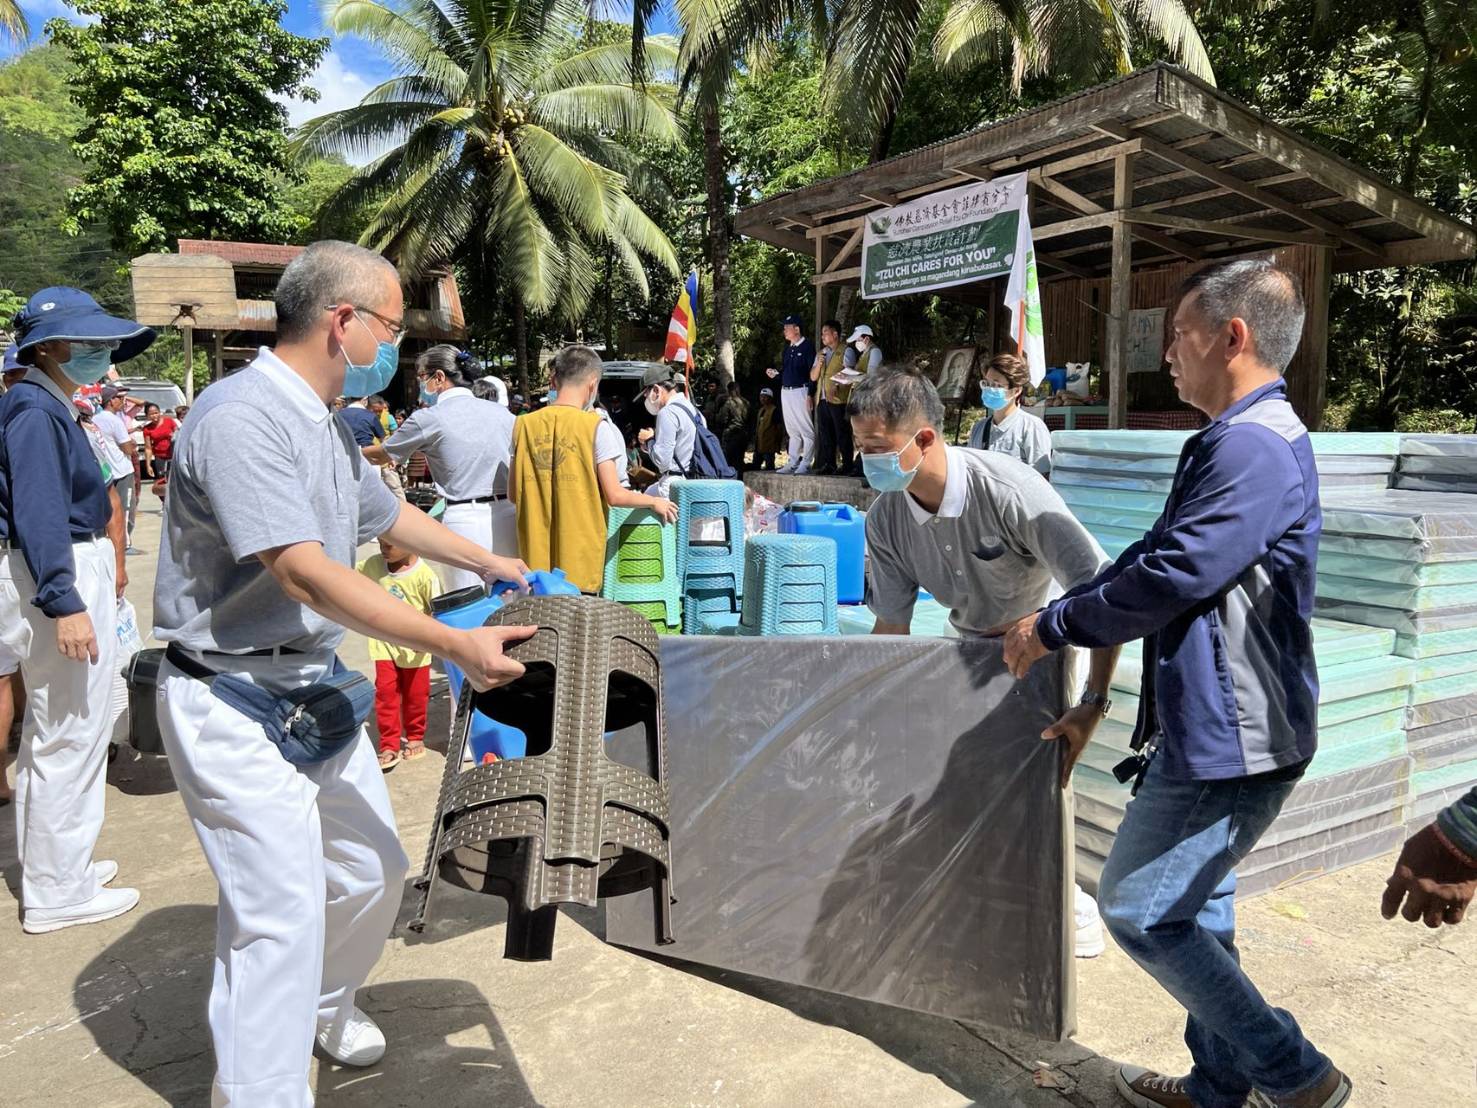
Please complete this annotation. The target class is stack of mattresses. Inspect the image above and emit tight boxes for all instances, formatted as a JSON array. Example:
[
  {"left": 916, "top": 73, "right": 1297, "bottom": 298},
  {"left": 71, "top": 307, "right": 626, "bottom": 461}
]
[
  {"left": 1315, "top": 489, "right": 1477, "bottom": 831},
  {"left": 1051, "top": 431, "right": 1182, "bottom": 559},
  {"left": 1394, "top": 434, "right": 1477, "bottom": 493},
  {"left": 1074, "top": 618, "right": 1413, "bottom": 897},
  {"left": 1051, "top": 431, "right": 1400, "bottom": 560}
]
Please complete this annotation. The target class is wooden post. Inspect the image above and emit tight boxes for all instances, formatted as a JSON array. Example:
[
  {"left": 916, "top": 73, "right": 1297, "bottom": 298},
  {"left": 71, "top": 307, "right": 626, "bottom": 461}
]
[
  {"left": 1106, "top": 154, "right": 1135, "bottom": 428},
  {"left": 212, "top": 331, "right": 224, "bottom": 384},
  {"left": 814, "top": 234, "right": 828, "bottom": 339},
  {"left": 1301, "top": 246, "right": 1332, "bottom": 430},
  {"left": 182, "top": 323, "right": 195, "bottom": 403}
]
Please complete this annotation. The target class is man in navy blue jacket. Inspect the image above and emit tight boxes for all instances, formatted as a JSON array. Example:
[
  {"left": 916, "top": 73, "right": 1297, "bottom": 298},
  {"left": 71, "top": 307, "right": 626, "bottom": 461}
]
[
  {"left": 999, "top": 260, "right": 1349, "bottom": 1108},
  {"left": 764, "top": 313, "right": 816, "bottom": 473}
]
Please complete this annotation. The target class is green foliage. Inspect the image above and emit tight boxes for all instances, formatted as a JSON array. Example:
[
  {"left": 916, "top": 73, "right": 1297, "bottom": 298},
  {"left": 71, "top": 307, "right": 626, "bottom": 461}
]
[
  {"left": 0, "top": 46, "right": 87, "bottom": 137},
  {"left": 1198, "top": 1, "right": 1477, "bottom": 425},
  {"left": 0, "top": 49, "right": 133, "bottom": 312},
  {"left": 280, "top": 155, "right": 367, "bottom": 244},
  {"left": 48, "top": 0, "right": 326, "bottom": 255},
  {"left": 0, "top": 287, "right": 24, "bottom": 323}
]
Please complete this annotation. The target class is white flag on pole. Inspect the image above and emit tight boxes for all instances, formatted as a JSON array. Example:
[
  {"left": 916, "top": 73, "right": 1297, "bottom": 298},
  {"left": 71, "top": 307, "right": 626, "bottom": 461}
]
[{"left": 1005, "top": 201, "right": 1046, "bottom": 386}]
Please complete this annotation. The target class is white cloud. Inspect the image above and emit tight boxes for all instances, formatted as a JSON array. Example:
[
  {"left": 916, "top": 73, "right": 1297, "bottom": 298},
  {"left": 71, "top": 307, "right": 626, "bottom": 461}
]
[
  {"left": 281, "top": 49, "right": 372, "bottom": 129},
  {"left": 279, "top": 49, "right": 396, "bottom": 167}
]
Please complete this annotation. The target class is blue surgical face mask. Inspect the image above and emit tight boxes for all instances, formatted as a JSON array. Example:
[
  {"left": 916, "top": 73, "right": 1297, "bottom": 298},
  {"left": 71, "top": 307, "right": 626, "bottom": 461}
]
[
  {"left": 981, "top": 384, "right": 1012, "bottom": 410},
  {"left": 60, "top": 342, "right": 115, "bottom": 385},
  {"left": 861, "top": 431, "right": 924, "bottom": 493},
  {"left": 546, "top": 388, "right": 558, "bottom": 404},
  {"left": 344, "top": 315, "right": 399, "bottom": 397},
  {"left": 419, "top": 384, "right": 438, "bottom": 406}
]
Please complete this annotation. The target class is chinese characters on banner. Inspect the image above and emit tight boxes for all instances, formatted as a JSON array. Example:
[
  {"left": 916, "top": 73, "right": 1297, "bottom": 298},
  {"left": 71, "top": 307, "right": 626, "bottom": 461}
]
[{"left": 860, "top": 172, "right": 1045, "bottom": 383}]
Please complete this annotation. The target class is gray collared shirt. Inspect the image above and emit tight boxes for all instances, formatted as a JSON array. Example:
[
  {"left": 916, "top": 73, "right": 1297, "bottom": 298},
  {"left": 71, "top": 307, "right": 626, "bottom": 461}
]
[
  {"left": 153, "top": 347, "right": 401, "bottom": 652},
  {"left": 866, "top": 446, "right": 1108, "bottom": 636},
  {"left": 381, "top": 386, "right": 515, "bottom": 500},
  {"left": 966, "top": 406, "right": 1052, "bottom": 474}
]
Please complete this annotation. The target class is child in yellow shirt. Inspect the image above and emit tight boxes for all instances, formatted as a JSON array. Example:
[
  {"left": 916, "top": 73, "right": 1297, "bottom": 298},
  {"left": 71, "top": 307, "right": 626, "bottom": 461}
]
[{"left": 357, "top": 537, "right": 440, "bottom": 770}]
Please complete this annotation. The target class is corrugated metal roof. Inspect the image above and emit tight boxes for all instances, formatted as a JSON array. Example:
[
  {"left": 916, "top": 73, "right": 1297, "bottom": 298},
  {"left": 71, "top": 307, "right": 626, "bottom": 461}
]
[{"left": 178, "top": 240, "right": 304, "bottom": 267}]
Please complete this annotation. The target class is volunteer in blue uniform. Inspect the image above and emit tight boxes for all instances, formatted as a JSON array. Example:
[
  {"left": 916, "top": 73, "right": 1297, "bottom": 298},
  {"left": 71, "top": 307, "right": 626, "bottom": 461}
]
[
  {"left": 154, "top": 241, "right": 534, "bottom": 1106},
  {"left": 0, "top": 287, "right": 154, "bottom": 934},
  {"left": 367, "top": 345, "right": 517, "bottom": 593},
  {"left": 765, "top": 313, "right": 816, "bottom": 474}
]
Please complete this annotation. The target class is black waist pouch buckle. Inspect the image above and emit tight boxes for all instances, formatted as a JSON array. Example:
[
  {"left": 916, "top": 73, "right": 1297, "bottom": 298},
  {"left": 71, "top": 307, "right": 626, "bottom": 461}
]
[{"left": 165, "top": 644, "right": 373, "bottom": 766}]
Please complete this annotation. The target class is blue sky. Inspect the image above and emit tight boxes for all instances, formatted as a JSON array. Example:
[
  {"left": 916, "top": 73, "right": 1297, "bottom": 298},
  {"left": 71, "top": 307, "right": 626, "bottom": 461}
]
[{"left": 12, "top": 2, "right": 678, "bottom": 135}]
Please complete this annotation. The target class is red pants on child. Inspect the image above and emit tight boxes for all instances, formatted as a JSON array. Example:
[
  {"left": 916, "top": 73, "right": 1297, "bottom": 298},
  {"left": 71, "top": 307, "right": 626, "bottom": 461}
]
[{"left": 373, "top": 661, "right": 430, "bottom": 754}]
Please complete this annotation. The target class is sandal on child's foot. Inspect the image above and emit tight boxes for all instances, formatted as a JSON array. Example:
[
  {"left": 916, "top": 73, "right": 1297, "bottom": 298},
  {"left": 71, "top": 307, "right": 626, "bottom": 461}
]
[
  {"left": 377, "top": 749, "right": 402, "bottom": 772},
  {"left": 403, "top": 741, "right": 426, "bottom": 760}
]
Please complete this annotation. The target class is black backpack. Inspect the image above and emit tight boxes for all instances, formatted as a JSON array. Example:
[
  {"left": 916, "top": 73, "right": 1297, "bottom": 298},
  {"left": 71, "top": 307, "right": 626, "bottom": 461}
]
[{"left": 670, "top": 402, "right": 738, "bottom": 480}]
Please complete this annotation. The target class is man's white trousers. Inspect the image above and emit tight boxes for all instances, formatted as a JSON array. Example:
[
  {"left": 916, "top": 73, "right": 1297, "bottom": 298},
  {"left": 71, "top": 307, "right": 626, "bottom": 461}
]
[
  {"left": 0, "top": 536, "right": 117, "bottom": 911},
  {"left": 158, "top": 652, "right": 410, "bottom": 1107},
  {"left": 780, "top": 386, "right": 814, "bottom": 468},
  {"left": 437, "top": 499, "right": 518, "bottom": 593}
]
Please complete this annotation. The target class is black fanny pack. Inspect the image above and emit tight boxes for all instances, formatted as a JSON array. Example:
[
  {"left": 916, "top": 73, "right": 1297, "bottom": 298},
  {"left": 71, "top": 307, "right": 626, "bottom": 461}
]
[{"left": 165, "top": 644, "right": 373, "bottom": 766}]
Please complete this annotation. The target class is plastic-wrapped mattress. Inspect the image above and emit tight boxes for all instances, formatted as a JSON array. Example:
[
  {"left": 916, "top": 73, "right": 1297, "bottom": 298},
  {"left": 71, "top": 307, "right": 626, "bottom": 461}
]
[{"left": 608, "top": 635, "right": 1075, "bottom": 1037}]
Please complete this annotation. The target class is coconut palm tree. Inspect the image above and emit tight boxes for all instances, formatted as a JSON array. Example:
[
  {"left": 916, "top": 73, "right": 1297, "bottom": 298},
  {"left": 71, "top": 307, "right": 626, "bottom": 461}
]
[
  {"left": 1, "top": 1, "right": 27, "bottom": 43},
  {"left": 297, "top": 0, "right": 681, "bottom": 387},
  {"left": 678, "top": 0, "right": 1215, "bottom": 162}
]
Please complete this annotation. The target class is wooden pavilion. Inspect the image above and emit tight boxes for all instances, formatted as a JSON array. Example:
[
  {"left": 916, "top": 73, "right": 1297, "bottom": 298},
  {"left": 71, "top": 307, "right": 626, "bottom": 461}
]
[
  {"left": 735, "top": 63, "right": 1477, "bottom": 429},
  {"left": 130, "top": 240, "right": 465, "bottom": 406}
]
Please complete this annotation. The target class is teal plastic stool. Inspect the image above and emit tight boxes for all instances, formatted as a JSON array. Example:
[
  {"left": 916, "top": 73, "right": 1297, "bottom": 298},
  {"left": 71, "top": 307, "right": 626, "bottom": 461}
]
[
  {"left": 681, "top": 569, "right": 741, "bottom": 634},
  {"left": 738, "top": 533, "right": 839, "bottom": 636},
  {"left": 672, "top": 479, "right": 747, "bottom": 589},
  {"left": 601, "top": 506, "right": 681, "bottom": 630}
]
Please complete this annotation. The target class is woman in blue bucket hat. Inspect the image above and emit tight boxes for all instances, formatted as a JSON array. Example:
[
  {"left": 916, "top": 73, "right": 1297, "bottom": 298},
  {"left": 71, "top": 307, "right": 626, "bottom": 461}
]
[{"left": 0, "top": 287, "right": 154, "bottom": 934}]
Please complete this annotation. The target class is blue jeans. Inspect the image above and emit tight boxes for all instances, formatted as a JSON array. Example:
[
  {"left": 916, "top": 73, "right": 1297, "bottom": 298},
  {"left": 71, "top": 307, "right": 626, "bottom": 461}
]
[{"left": 1098, "top": 757, "right": 1330, "bottom": 1108}]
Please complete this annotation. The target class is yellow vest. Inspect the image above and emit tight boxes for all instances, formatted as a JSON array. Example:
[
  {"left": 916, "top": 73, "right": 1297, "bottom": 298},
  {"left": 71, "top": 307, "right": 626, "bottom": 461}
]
[
  {"left": 818, "top": 346, "right": 850, "bottom": 404},
  {"left": 513, "top": 406, "right": 606, "bottom": 593}
]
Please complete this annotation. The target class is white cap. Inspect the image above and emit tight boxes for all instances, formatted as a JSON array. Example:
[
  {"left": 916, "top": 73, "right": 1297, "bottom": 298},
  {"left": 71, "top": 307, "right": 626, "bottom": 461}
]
[
  {"left": 759, "top": 387, "right": 774, "bottom": 397},
  {"left": 846, "top": 325, "right": 874, "bottom": 342},
  {"left": 478, "top": 374, "right": 509, "bottom": 406}
]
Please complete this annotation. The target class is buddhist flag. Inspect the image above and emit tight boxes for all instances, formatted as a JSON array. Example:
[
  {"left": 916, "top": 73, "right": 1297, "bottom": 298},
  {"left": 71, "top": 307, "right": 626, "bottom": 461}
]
[
  {"left": 664, "top": 269, "right": 700, "bottom": 364},
  {"left": 1004, "top": 204, "right": 1046, "bottom": 385}
]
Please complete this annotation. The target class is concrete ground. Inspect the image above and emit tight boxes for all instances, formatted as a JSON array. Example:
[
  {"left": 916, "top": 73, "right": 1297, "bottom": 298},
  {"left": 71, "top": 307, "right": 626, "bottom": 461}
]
[{"left": 1, "top": 501, "right": 1473, "bottom": 1107}]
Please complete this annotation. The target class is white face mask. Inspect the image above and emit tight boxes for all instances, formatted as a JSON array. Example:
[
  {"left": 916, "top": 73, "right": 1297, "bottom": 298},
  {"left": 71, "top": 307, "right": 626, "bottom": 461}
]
[{"left": 644, "top": 392, "right": 662, "bottom": 416}]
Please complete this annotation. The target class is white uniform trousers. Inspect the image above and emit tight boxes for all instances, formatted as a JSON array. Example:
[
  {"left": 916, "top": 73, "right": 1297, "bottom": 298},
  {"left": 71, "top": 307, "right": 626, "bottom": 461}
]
[
  {"left": 158, "top": 652, "right": 410, "bottom": 1108},
  {"left": 0, "top": 536, "right": 117, "bottom": 911},
  {"left": 437, "top": 498, "right": 518, "bottom": 593},
  {"left": 780, "top": 386, "right": 814, "bottom": 468}
]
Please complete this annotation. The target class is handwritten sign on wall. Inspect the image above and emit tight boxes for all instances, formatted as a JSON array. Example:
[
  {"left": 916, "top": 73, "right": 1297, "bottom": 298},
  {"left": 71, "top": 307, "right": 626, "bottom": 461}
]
[{"left": 1127, "top": 307, "right": 1167, "bottom": 375}]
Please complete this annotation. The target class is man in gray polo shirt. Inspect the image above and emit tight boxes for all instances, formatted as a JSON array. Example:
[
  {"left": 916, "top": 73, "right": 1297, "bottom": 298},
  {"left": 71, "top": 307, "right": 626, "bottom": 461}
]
[
  {"left": 849, "top": 369, "right": 1118, "bottom": 956},
  {"left": 154, "top": 241, "right": 534, "bottom": 1107}
]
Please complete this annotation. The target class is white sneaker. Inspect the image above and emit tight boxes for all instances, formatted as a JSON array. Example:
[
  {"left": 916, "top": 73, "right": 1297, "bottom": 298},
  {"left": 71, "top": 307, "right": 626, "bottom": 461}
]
[
  {"left": 794, "top": 463, "right": 812, "bottom": 475},
  {"left": 776, "top": 463, "right": 796, "bottom": 475},
  {"left": 316, "top": 1006, "right": 385, "bottom": 1067},
  {"left": 23, "top": 886, "right": 140, "bottom": 934},
  {"left": 1074, "top": 884, "right": 1105, "bottom": 958},
  {"left": 94, "top": 859, "right": 118, "bottom": 886}
]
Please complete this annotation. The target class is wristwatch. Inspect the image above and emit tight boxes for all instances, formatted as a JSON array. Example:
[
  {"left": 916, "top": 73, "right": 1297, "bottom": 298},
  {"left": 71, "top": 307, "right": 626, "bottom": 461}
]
[{"left": 1079, "top": 690, "right": 1112, "bottom": 717}]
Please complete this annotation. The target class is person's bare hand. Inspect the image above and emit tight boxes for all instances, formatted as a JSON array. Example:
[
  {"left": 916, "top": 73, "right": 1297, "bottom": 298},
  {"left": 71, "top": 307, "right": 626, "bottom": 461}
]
[
  {"left": 764, "top": 367, "right": 778, "bottom": 379},
  {"left": 987, "top": 610, "right": 1050, "bottom": 678},
  {"left": 1381, "top": 823, "right": 1477, "bottom": 927},
  {"left": 480, "top": 554, "right": 530, "bottom": 593},
  {"left": 116, "top": 562, "right": 129, "bottom": 598},
  {"left": 637, "top": 427, "right": 654, "bottom": 444},
  {"left": 454, "top": 624, "right": 537, "bottom": 692},
  {"left": 648, "top": 497, "right": 679, "bottom": 524},
  {"left": 1043, "top": 702, "right": 1102, "bottom": 788},
  {"left": 56, "top": 611, "right": 99, "bottom": 664}
]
